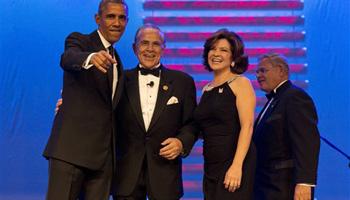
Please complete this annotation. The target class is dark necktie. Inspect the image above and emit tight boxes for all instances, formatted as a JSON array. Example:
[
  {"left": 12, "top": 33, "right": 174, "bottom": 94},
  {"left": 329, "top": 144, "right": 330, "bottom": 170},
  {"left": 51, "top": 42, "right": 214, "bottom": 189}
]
[
  {"left": 108, "top": 45, "right": 114, "bottom": 58},
  {"left": 107, "top": 46, "right": 114, "bottom": 97},
  {"left": 139, "top": 67, "right": 161, "bottom": 77}
]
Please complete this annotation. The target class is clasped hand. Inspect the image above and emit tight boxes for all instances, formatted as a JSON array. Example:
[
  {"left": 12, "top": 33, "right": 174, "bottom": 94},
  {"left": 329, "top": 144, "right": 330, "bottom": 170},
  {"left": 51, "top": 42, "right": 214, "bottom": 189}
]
[{"left": 159, "top": 138, "right": 183, "bottom": 160}]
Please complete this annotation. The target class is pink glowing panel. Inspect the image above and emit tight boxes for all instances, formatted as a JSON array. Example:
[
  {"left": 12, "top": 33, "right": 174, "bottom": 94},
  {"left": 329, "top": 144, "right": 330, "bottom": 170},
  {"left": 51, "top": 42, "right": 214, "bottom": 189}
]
[
  {"left": 247, "top": 64, "right": 306, "bottom": 73},
  {"left": 144, "top": 0, "right": 303, "bottom": 10},
  {"left": 183, "top": 181, "right": 202, "bottom": 191},
  {"left": 182, "top": 164, "right": 203, "bottom": 173},
  {"left": 144, "top": 16, "right": 304, "bottom": 26},
  {"left": 165, "top": 32, "right": 305, "bottom": 42},
  {"left": 163, "top": 48, "right": 306, "bottom": 57},
  {"left": 167, "top": 64, "right": 306, "bottom": 74}
]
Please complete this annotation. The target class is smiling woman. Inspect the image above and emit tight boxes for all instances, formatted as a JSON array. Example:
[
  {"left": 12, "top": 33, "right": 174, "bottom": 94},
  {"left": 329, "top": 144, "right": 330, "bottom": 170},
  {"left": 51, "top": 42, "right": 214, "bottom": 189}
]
[{"left": 194, "top": 29, "right": 256, "bottom": 200}]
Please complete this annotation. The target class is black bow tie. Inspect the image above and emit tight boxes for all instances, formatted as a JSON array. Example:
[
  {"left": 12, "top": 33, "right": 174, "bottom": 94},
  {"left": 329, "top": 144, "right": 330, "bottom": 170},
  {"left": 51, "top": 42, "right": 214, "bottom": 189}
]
[
  {"left": 139, "top": 67, "right": 161, "bottom": 77},
  {"left": 265, "top": 91, "right": 276, "bottom": 100}
]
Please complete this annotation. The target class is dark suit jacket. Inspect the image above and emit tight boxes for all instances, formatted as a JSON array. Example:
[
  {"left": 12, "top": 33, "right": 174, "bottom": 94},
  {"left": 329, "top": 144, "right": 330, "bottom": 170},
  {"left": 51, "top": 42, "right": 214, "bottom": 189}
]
[
  {"left": 114, "top": 66, "right": 198, "bottom": 199},
  {"left": 43, "top": 31, "right": 124, "bottom": 170},
  {"left": 253, "top": 80, "right": 320, "bottom": 199}
]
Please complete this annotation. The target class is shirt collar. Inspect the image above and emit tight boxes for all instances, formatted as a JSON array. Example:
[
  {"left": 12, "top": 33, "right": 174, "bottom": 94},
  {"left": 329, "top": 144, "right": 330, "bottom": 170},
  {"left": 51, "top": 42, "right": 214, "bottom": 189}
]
[
  {"left": 273, "top": 79, "right": 288, "bottom": 93},
  {"left": 97, "top": 30, "right": 112, "bottom": 49}
]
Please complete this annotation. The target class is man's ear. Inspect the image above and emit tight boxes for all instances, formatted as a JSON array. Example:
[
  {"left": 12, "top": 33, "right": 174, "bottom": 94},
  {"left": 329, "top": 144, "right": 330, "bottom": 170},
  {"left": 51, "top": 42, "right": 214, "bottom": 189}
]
[
  {"left": 160, "top": 44, "right": 165, "bottom": 56},
  {"left": 95, "top": 14, "right": 100, "bottom": 26},
  {"left": 132, "top": 43, "right": 137, "bottom": 53},
  {"left": 277, "top": 64, "right": 287, "bottom": 77},
  {"left": 125, "top": 17, "right": 129, "bottom": 25}
]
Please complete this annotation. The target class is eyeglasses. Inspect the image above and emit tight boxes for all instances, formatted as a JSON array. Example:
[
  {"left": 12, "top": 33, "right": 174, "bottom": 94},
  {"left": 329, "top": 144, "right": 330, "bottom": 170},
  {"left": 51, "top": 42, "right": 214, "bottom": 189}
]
[{"left": 255, "top": 68, "right": 271, "bottom": 74}]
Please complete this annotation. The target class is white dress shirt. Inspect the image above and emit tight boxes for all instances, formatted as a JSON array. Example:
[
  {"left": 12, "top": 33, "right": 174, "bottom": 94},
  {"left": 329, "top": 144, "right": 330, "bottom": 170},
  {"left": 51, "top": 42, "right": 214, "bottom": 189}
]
[{"left": 138, "top": 64, "right": 161, "bottom": 131}]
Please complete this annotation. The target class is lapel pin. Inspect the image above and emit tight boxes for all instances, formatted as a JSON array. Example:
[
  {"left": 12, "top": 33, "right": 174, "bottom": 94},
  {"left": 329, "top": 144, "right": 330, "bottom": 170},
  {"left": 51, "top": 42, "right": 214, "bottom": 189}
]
[
  {"left": 219, "top": 88, "right": 223, "bottom": 93},
  {"left": 163, "top": 85, "right": 168, "bottom": 91}
]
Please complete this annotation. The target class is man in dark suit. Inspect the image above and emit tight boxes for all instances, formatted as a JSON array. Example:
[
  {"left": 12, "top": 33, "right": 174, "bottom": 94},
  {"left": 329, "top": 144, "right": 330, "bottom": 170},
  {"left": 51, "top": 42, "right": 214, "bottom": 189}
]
[
  {"left": 43, "top": 0, "right": 128, "bottom": 199},
  {"left": 253, "top": 53, "right": 320, "bottom": 200},
  {"left": 113, "top": 24, "right": 198, "bottom": 200}
]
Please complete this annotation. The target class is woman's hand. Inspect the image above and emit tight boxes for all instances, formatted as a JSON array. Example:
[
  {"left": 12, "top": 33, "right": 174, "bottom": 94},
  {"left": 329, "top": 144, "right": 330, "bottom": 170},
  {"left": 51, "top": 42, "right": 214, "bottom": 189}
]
[{"left": 223, "top": 163, "right": 242, "bottom": 192}]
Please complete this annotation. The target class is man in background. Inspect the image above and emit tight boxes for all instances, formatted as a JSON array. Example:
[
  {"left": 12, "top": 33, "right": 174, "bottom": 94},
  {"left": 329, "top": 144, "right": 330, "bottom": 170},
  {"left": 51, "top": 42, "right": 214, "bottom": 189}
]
[{"left": 253, "top": 53, "right": 320, "bottom": 200}]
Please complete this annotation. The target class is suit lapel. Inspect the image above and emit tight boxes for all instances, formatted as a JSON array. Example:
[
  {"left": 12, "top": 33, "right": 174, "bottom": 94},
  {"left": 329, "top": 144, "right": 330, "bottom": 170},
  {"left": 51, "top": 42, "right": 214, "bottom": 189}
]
[
  {"left": 125, "top": 69, "right": 146, "bottom": 132},
  {"left": 262, "top": 98, "right": 279, "bottom": 122},
  {"left": 258, "top": 81, "right": 291, "bottom": 125},
  {"left": 90, "top": 31, "right": 106, "bottom": 51},
  {"left": 253, "top": 98, "right": 279, "bottom": 143},
  {"left": 254, "top": 100, "right": 269, "bottom": 130},
  {"left": 254, "top": 82, "right": 293, "bottom": 141},
  {"left": 148, "top": 67, "right": 173, "bottom": 132}
]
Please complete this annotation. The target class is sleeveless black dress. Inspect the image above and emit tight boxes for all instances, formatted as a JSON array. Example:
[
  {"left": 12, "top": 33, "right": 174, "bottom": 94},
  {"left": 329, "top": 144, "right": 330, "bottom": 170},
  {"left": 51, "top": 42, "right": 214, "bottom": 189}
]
[{"left": 194, "top": 79, "right": 256, "bottom": 200}]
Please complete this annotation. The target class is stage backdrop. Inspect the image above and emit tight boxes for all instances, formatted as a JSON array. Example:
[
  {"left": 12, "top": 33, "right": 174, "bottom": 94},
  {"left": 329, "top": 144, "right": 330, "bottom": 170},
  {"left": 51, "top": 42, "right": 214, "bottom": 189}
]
[{"left": 0, "top": 0, "right": 349, "bottom": 199}]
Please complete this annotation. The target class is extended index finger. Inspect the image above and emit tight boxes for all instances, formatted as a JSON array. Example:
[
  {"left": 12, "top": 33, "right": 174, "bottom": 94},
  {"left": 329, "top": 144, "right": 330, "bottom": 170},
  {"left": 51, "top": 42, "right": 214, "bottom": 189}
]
[{"left": 100, "top": 51, "right": 116, "bottom": 64}]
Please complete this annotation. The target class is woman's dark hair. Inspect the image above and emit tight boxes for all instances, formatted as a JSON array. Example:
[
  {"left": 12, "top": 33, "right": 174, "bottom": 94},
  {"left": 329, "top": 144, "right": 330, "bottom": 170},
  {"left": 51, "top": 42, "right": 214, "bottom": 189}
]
[{"left": 203, "top": 28, "right": 248, "bottom": 74}]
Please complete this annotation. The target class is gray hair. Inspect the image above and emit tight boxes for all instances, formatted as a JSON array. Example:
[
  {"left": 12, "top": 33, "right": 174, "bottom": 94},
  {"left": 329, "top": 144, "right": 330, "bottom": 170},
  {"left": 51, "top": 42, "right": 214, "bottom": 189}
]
[
  {"left": 133, "top": 23, "right": 166, "bottom": 45},
  {"left": 258, "top": 53, "right": 289, "bottom": 75}
]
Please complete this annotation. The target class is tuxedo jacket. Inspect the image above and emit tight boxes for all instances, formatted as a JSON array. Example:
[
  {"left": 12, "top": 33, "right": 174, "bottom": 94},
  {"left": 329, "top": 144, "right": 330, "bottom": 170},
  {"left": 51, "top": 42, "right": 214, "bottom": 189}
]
[
  {"left": 253, "top": 80, "right": 320, "bottom": 199},
  {"left": 114, "top": 66, "right": 198, "bottom": 199},
  {"left": 43, "top": 31, "right": 124, "bottom": 170}
]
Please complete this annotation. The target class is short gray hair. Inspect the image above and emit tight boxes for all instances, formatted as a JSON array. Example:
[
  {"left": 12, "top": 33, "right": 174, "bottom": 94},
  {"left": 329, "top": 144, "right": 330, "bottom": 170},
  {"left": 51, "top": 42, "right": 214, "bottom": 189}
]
[
  {"left": 258, "top": 53, "right": 289, "bottom": 75},
  {"left": 133, "top": 23, "right": 166, "bottom": 45}
]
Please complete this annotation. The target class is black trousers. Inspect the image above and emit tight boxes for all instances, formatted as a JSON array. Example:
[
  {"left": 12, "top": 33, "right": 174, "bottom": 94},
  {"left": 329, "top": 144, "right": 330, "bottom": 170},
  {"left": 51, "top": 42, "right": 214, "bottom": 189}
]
[
  {"left": 113, "top": 158, "right": 179, "bottom": 200},
  {"left": 46, "top": 153, "right": 112, "bottom": 200}
]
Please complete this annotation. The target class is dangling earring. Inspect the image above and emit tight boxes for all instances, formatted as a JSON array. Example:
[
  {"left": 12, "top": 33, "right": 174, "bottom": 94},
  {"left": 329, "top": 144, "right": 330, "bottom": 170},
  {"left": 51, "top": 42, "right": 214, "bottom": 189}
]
[{"left": 230, "top": 61, "right": 235, "bottom": 68}]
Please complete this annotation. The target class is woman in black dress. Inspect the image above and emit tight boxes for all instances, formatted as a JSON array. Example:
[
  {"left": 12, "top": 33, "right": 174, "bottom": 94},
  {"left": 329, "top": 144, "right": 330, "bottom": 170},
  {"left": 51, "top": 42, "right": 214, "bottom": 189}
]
[{"left": 194, "top": 29, "right": 256, "bottom": 200}]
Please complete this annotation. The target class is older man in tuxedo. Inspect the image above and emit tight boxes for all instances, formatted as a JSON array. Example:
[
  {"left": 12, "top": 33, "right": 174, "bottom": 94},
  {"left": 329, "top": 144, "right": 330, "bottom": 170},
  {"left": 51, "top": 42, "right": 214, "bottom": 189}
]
[
  {"left": 43, "top": 0, "right": 128, "bottom": 199},
  {"left": 253, "top": 53, "right": 320, "bottom": 200},
  {"left": 113, "top": 24, "right": 198, "bottom": 200}
]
